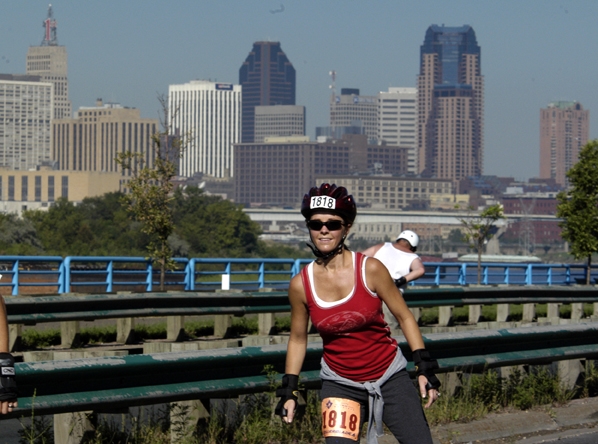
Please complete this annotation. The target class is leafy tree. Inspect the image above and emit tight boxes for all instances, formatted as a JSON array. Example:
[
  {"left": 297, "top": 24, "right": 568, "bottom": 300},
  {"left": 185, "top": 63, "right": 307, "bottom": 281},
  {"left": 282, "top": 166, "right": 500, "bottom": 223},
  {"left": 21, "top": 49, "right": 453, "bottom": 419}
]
[
  {"left": 0, "top": 213, "right": 43, "bottom": 255},
  {"left": 25, "top": 199, "right": 93, "bottom": 255},
  {"left": 25, "top": 194, "right": 147, "bottom": 256},
  {"left": 171, "top": 186, "right": 262, "bottom": 257},
  {"left": 447, "top": 229, "right": 465, "bottom": 244},
  {"left": 116, "top": 96, "right": 185, "bottom": 290},
  {"left": 458, "top": 204, "right": 505, "bottom": 284},
  {"left": 556, "top": 140, "right": 598, "bottom": 285}
]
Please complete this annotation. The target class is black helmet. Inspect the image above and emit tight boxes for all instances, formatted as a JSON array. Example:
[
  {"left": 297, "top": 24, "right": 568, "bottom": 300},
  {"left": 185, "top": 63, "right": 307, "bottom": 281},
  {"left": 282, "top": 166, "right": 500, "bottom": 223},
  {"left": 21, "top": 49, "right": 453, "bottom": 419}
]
[{"left": 301, "top": 183, "right": 357, "bottom": 224}]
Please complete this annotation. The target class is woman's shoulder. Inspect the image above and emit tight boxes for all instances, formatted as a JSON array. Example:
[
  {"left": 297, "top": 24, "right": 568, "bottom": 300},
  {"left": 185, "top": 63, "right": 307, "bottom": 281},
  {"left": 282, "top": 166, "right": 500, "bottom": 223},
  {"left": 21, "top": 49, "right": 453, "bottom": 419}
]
[{"left": 361, "top": 253, "right": 387, "bottom": 274}]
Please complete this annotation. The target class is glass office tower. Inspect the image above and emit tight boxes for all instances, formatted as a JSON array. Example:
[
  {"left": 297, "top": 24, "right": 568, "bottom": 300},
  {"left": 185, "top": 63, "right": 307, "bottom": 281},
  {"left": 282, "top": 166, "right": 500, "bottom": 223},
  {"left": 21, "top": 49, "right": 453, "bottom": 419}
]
[
  {"left": 239, "top": 42, "right": 296, "bottom": 143},
  {"left": 417, "top": 25, "right": 484, "bottom": 183}
]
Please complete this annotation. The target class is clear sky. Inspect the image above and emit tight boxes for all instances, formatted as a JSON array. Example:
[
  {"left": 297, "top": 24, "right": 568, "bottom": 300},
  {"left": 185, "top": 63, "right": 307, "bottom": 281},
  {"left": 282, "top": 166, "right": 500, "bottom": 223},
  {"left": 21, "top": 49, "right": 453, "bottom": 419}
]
[{"left": 1, "top": 0, "right": 596, "bottom": 181}]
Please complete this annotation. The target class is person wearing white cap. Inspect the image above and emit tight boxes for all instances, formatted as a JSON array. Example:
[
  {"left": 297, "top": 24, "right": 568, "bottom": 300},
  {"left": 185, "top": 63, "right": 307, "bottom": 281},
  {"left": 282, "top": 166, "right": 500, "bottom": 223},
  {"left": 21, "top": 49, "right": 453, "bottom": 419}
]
[{"left": 362, "top": 230, "right": 425, "bottom": 328}]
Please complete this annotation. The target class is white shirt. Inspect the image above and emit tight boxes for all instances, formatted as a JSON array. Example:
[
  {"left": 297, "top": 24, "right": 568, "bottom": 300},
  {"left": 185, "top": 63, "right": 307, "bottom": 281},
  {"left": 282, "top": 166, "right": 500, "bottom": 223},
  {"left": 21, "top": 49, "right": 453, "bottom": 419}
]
[{"left": 373, "top": 242, "right": 420, "bottom": 292}]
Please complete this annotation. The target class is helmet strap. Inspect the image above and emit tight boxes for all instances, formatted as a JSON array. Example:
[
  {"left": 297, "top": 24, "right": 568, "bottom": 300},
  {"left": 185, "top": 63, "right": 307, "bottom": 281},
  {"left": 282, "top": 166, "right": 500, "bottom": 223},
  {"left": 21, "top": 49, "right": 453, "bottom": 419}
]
[{"left": 306, "top": 232, "right": 348, "bottom": 261}]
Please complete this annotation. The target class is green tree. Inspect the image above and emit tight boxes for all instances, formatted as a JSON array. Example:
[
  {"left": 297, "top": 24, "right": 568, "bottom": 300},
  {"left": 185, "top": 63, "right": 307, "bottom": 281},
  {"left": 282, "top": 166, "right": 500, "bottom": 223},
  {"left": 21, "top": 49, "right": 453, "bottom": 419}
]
[
  {"left": 0, "top": 213, "right": 43, "bottom": 255},
  {"left": 116, "top": 96, "right": 185, "bottom": 289},
  {"left": 556, "top": 140, "right": 598, "bottom": 285},
  {"left": 171, "top": 186, "right": 262, "bottom": 257},
  {"left": 25, "top": 193, "right": 147, "bottom": 256},
  {"left": 458, "top": 204, "right": 505, "bottom": 284},
  {"left": 25, "top": 199, "right": 93, "bottom": 255}
]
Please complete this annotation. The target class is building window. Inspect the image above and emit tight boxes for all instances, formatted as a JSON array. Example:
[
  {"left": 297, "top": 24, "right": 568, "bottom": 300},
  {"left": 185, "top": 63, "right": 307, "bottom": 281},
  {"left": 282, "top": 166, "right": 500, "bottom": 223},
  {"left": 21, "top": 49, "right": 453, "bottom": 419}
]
[
  {"left": 21, "top": 176, "right": 28, "bottom": 201},
  {"left": 35, "top": 176, "right": 42, "bottom": 202},
  {"left": 62, "top": 176, "right": 69, "bottom": 199},
  {"left": 48, "top": 176, "right": 55, "bottom": 202},
  {"left": 8, "top": 176, "right": 14, "bottom": 201}
]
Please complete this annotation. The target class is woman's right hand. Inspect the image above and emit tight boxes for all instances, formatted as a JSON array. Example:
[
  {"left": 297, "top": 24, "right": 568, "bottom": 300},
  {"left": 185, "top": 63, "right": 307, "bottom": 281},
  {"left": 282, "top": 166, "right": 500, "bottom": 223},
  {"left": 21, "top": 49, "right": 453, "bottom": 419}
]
[{"left": 282, "top": 399, "right": 297, "bottom": 423}]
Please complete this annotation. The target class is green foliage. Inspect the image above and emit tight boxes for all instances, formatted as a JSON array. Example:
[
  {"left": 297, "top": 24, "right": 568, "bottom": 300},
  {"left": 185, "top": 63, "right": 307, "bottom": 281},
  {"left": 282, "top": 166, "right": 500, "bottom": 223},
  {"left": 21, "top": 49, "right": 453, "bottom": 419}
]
[
  {"left": 18, "top": 391, "right": 54, "bottom": 444},
  {"left": 0, "top": 213, "right": 43, "bottom": 255},
  {"left": 24, "top": 194, "right": 148, "bottom": 256},
  {"left": 22, "top": 328, "right": 61, "bottom": 349},
  {"left": 447, "top": 229, "right": 465, "bottom": 244},
  {"left": 556, "top": 139, "right": 598, "bottom": 284},
  {"left": 427, "top": 366, "right": 574, "bottom": 426},
  {"left": 458, "top": 204, "right": 505, "bottom": 284},
  {"left": 171, "top": 186, "right": 262, "bottom": 258},
  {"left": 581, "top": 361, "right": 598, "bottom": 397}
]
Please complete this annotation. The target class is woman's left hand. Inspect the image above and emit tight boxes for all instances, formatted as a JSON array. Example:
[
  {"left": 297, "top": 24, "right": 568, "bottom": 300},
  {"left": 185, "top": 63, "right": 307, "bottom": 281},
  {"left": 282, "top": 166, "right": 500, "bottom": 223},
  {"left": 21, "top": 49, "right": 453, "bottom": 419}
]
[{"left": 418, "top": 375, "right": 440, "bottom": 408}]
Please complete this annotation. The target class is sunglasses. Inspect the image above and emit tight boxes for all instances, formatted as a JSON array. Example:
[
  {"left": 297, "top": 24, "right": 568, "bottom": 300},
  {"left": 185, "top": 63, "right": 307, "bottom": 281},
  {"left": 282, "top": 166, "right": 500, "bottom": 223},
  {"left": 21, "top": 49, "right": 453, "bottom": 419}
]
[{"left": 306, "top": 220, "right": 345, "bottom": 231}]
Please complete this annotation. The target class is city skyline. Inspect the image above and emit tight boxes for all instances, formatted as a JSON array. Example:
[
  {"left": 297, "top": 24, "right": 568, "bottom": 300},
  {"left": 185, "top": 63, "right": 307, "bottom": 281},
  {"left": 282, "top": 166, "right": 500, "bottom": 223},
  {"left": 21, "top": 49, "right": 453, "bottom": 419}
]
[{"left": 0, "top": 1, "right": 596, "bottom": 181}]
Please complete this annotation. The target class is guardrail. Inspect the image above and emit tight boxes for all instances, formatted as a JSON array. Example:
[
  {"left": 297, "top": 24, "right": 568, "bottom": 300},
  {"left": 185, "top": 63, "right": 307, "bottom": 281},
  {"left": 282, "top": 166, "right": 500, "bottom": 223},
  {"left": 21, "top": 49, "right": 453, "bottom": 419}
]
[
  {"left": 0, "top": 256, "right": 596, "bottom": 295},
  {"left": 5, "top": 287, "right": 598, "bottom": 350},
  {"left": 5, "top": 286, "right": 598, "bottom": 325},
  {"left": 3, "top": 322, "right": 598, "bottom": 419}
]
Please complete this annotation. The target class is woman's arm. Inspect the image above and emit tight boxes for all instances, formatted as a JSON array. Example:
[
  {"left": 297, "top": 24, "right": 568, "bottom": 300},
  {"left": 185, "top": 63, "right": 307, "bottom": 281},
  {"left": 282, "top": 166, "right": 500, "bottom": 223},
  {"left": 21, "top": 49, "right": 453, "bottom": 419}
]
[
  {"left": 0, "top": 296, "right": 17, "bottom": 414},
  {"left": 0, "top": 296, "right": 9, "bottom": 353},
  {"left": 280, "top": 274, "right": 309, "bottom": 422}
]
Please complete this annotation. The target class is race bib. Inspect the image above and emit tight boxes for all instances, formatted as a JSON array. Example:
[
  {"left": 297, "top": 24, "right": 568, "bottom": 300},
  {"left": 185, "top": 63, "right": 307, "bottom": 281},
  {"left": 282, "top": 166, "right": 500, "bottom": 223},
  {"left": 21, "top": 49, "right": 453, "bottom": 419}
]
[
  {"left": 321, "top": 397, "right": 361, "bottom": 441},
  {"left": 310, "top": 196, "right": 336, "bottom": 210}
]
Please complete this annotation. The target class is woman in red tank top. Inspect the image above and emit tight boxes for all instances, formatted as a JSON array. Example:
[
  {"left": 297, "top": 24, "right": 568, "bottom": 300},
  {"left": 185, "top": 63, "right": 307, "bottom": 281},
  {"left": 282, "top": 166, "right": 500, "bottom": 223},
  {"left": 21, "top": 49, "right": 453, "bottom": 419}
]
[{"left": 275, "top": 183, "right": 440, "bottom": 444}]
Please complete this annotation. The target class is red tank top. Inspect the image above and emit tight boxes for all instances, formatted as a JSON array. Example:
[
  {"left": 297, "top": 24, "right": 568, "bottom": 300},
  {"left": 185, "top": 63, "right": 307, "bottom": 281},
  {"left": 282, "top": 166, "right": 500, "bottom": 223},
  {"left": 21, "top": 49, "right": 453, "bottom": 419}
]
[{"left": 301, "top": 252, "right": 397, "bottom": 381}]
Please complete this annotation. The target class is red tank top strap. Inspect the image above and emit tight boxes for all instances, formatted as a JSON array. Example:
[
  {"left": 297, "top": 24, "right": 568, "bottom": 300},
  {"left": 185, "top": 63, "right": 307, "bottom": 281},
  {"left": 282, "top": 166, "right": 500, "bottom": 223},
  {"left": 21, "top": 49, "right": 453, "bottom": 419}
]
[
  {"left": 301, "top": 263, "right": 314, "bottom": 307},
  {"left": 354, "top": 252, "right": 365, "bottom": 289}
]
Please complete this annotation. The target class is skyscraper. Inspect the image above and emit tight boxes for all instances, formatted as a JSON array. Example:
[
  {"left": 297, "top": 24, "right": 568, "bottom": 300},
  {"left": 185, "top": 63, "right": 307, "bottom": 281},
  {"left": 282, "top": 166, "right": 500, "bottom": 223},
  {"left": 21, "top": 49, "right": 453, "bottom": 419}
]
[
  {"left": 239, "top": 42, "right": 296, "bottom": 143},
  {"left": 539, "top": 101, "right": 589, "bottom": 188},
  {"left": 169, "top": 80, "right": 241, "bottom": 178},
  {"left": 26, "top": 5, "right": 71, "bottom": 120},
  {"left": 0, "top": 74, "right": 53, "bottom": 171},
  {"left": 417, "top": 25, "right": 483, "bottom": 182}
]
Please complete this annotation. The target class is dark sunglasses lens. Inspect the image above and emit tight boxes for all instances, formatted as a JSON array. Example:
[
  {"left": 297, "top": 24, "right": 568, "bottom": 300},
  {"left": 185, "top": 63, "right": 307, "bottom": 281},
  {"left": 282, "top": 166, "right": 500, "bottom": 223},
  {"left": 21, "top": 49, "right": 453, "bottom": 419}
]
[
  {"left": 307, "top": 220, "right": 343, "bottom": 231},
  {"left": 325, "top": 221, "right": 343, "bottom": 230},
  {"left": 307, "top": 221, "right": 324, "bottom": 230}
]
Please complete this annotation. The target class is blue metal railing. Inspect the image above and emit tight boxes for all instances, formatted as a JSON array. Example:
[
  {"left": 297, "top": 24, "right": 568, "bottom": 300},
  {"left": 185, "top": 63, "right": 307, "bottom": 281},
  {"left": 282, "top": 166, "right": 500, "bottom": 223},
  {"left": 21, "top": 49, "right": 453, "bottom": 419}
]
[
  {"left": 0, "top": 256, "right": 63, "bottom": 296},
  {"left": 0, "top": 256, "right": 595, "bottom": 295},
  {"left": 59, "top": 256, "right": 190, "bottom": 293}
]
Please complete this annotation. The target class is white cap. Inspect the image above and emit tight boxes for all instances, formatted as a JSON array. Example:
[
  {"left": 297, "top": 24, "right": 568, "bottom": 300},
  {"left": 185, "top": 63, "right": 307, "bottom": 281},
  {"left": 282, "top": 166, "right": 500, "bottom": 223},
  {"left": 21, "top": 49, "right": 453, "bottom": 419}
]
[{"left": 397, "top": 230, "right": 419, "bottom": 248}]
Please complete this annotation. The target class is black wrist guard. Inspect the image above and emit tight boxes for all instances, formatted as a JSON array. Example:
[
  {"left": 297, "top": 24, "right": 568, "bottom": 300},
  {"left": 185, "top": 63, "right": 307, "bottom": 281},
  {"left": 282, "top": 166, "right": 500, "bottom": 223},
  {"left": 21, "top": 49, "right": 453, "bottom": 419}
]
[
  {"left": 394, "top": 276, "right": 407, "bottom": 287},
  {"left": 0, "top": 353, "right": 17, "bottom": 401},
  {"left": 412, "top": 349, "right": 441, "bottom": 390},
  {"left": 275, "top": 374, "right": 299, "bottom": 417}
]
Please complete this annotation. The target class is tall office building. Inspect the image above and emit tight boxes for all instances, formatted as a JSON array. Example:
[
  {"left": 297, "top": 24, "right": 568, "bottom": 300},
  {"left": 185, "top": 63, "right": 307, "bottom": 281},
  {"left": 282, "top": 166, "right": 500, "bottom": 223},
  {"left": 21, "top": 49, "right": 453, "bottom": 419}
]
[
  {"left": 417, "top": 25, "right": 484, "bottom": 182},
  {"left": 378, "top": 87, "right": 417, "bottom": 174},
  {"left": 254, "top": 105, "right": 305, "bottom": 143},
  {"left": 169, "top": 80, "right": 241, "bottom": 178},
  {"left": 539, "top": 101, "right": 589, "bottom": 188},
  {"left": 0, "top": 74, "right": 53, "bottom": 171},
  {"left": 53, "top": 100, "right": 159, "bottom": 175},
  {"left": 239, "top": 42, "right": 296, "bottom": 143},
  {"left": 330, "top": 88, "right": 378, "bottom": 143},
  {"left": 26, "top": 5, "right": 71, "bottom": 120}
]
